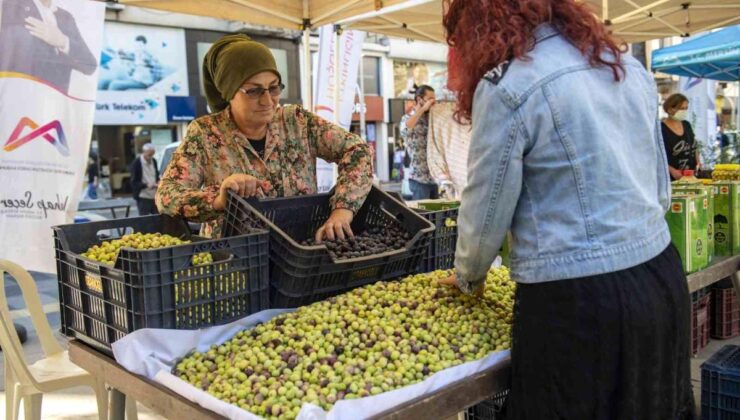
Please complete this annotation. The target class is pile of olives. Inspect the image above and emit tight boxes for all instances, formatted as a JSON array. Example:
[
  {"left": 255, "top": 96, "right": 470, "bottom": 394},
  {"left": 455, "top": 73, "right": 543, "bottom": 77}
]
[
  {"left": 300, "top": 225, "right": 412, "bottom": 259},
  {"left": 80, "top": 232, "right": 212, "bottom": 267},
  {"left": 175, "top": 267, "right": 515, "bottom": 419}
]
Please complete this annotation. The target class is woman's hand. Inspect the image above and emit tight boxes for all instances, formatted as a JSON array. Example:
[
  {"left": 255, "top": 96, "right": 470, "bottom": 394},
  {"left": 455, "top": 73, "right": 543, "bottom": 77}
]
[
  {"left": 213, "top": 174, "right": 261, "bottom": 211},
  {"left": 315, "top": 209, "right": 354, "bottom": 242},
  {"left": 669, "top": 166, "right": 683, "bottom": 180},
  {"left": 438, "top": 272, "right": 485, "bottom": 297},
  {"left": 421, "top": 98, "right": 436, "bottom": 112}
]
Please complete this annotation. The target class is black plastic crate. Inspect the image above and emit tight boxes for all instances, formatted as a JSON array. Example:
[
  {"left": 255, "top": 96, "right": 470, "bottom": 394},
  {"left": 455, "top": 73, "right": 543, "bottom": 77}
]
[
  {"left": 415, "top": 208, "right": 458, "bottom": 272},
  {"left": 702, "top": 345, "right": 740, "bottom": 419},
  {"left": 222, "top": 186, "right": 435, "bottom": 308},
  {"left": 54, "top": 214, "right": 270, "bottom": 354},
  {"left": 465, "top": 390, "right": 509, "bottom": 420}
]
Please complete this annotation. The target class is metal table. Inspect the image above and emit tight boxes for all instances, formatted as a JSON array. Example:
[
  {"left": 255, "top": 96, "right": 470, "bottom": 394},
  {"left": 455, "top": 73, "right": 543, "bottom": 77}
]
[
  {"left": 686, "top": 255, "right": 740, "bottom": 297},
  {"left": 77, "top": 198, "right": 133, "bottom": 220},
  {"left": 68, "top": 341, "right": 510, "bottom": 420},
  {"left": 69, "top": 341, "right": 226, "bottom": 420},
  {"left": 67, "top": 257, "right": 740, "bottom": 420}
]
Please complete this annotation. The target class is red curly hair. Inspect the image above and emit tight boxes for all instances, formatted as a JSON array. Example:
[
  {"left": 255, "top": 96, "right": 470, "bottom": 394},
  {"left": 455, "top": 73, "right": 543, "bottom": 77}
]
[{"left": 444, "top": 0, "right": 625, "bottom": 122}]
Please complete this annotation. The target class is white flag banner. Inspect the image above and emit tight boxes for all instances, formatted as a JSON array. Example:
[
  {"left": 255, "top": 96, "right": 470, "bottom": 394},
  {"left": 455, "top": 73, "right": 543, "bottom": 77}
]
[
  {"left": 680, "top": 76, "right": 717, "bottom": 167},
  {"left": 0, "top": 0, "right": 105, "bottom": 273},
  {"left": 313, "top": 26, "right": 365, "bottom": 192}
]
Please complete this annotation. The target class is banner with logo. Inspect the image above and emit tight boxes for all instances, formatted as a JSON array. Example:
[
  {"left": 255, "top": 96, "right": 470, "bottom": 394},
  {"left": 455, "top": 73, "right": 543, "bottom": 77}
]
[
  {"left": 96, "top": 21, "right": 188, "bottom": 125},
  {"left": 0, "top": 0, "right": 105, "bottom": 272},
  {"left": 680, "top": 76, "right": 718, "bottom": 166},
  {"left": 313, "top": 26, "right": 366, "bottom": 192}
]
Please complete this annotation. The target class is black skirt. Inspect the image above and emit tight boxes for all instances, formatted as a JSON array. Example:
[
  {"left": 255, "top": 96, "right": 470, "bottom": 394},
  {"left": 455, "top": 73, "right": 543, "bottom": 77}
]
[{"left": 505, "top": 245, "right": 695, "bottom": 420}]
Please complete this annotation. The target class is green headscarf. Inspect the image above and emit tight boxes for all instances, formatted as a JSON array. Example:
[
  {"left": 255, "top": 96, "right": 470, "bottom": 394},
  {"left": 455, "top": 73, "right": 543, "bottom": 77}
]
[{"left": 203, "top": 34, "right": 281, "bottom": 113}]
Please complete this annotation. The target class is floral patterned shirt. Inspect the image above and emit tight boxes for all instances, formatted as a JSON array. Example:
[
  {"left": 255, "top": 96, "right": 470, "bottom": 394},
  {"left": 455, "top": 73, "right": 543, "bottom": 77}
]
[
  {"left": 400, "top": 109, "right": 434, "bottom": 184},
  {"left": 156, "top": 105, "right": 374, "bottom": 238}
]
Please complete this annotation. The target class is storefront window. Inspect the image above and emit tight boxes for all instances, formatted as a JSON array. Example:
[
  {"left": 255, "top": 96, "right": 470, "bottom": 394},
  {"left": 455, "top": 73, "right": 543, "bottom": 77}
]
[
  {"left": 361, "top": 56, "right": 381, "bottom": 95},
  {"left": 393, "top": 60, "right": 448, "bottom": 98},
  {"left": 197, "top": 42, "right": 211, "bottom": 97},
  {"left": 270, "top": 48, "right": 290, "bottom": 97}
]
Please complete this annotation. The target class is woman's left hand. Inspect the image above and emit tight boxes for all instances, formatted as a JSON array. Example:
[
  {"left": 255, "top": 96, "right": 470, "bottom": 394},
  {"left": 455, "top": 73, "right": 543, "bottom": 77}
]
[
  {"left": 438, "top": 272, "right": 485, "bottom": 297},
  {"left": 315, "top": 209, "right": 354, "bottom": 242}
]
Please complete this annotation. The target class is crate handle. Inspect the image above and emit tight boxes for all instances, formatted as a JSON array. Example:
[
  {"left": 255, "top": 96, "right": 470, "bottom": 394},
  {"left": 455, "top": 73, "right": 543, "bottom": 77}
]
[
  {"left": 193, "top": 241, "right": 229, "bottom": 252},
  {"left": 53, "top": 215, "right": 190, "bottom": 252}
]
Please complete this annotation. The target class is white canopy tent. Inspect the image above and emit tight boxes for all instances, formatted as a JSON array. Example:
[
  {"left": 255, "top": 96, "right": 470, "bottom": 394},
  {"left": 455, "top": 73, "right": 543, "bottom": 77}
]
[
  {"left": 338, "top": 0, "right": 740, "bottom": 43},
  {"left": 120, "top": 0, "right": 740, "bottom": 43},
  {"left": 119, "top": 0, "right": 740, "bottom": 113}
]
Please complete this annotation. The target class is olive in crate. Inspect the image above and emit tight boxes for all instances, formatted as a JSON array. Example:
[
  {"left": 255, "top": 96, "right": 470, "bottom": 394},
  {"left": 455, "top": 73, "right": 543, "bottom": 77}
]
[
  {"left": 54, "top": 214, "right": 271, "bottom": 354},
  {"left": 80, "top": 232, "right": 213, "bottom": 268},
  {"left": 300, "top": 225, "right": 412, "bottom": 260},
  {"left": 82, "top": 232, "right": 221, "bottom": 327},
  {"left": 192, "top": 252, "right": 214, "bottom": 266}
]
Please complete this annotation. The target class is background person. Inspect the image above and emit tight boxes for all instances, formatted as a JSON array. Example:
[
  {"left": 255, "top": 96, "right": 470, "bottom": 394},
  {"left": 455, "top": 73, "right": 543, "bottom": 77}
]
[
  {"left": 130, "top": 143, "right": 160, "bottom": 215},
  {"left": 662, "top": 93, "right": 701, "bottom": 180},
  {"left": 427, "top": 101, "right": 471, "bottom": 200},
  {"left": 400, "top": 85, "right": 438, "bottom": 200},
  {"left": 85, "top": 152, "right": 99, "bottom": 200},
  {"left": 718, "top": 125, "right": 730, "bottom": 149}
]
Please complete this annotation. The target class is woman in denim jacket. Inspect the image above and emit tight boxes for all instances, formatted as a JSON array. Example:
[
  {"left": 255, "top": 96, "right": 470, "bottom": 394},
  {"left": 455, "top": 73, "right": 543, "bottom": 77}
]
[{"left": 441, "top": 1, "right": 693, "bottom": 418}]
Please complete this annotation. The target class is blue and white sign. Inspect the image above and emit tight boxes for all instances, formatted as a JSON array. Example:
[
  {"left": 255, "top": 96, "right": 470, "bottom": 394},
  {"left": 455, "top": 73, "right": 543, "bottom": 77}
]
[
  {"left": 95, "top": 22, "right": 188, "bottom": 124},
  {"left": 166, "top": 96, "right": 196, "bottom": 122},
  {"left": 94, "top": 91, "right": 166, "bottom": 125}
]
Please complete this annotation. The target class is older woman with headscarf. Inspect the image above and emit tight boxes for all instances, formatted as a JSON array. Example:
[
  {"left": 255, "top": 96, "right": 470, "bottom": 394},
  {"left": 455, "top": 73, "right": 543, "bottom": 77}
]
[{"left": 156, "top": 35, "right": 373, "bottom": 241}]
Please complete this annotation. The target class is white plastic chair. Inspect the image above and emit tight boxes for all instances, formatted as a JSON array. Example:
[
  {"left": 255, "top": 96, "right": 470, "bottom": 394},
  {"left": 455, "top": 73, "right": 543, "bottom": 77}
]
[{"left": 0, "top": 259, "right": 109, "bottom": 420}]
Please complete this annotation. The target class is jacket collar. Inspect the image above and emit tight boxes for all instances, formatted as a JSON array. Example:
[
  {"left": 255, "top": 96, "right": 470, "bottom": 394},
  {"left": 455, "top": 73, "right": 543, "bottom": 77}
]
[{"left": 534, "top": 23, "right": 559, "bottom": 43}]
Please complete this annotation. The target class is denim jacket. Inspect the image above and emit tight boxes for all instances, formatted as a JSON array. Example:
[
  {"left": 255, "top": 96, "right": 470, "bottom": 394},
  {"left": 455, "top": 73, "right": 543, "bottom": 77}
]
[{"left": 455, "top": 24, "right": 671, "bottom": 292}]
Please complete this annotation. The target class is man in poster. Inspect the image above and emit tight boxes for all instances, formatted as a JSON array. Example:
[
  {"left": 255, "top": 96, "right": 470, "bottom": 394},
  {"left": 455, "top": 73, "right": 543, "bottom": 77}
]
[{"left": 0, "top": 0, "right": 97, "bottom": 94}]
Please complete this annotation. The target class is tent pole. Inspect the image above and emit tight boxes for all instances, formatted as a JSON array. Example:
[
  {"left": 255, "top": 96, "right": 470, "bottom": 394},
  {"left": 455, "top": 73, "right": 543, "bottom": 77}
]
[
  {"left": 333, "top": 25, "right": 343, "bottom": 184},
  {"left": 334, "top": 25, "right": 342, "bottom": 125},
  {"left": 302, "top": 29, "right": 313, "bottom": 111},
  {"left": 358, "top": 53, "right": 366, "bottom": 141}
]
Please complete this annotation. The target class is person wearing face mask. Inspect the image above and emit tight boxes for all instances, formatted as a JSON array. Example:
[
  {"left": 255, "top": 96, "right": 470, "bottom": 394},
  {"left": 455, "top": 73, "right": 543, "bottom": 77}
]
[
  {"left": 400, "top": 85, "right": 438, "bottom": 200},
  {"left": 156, "top": 34, "right": 373, "bottom": 241},
  {"left": 662, "top": 93, "right": 700, "bottom": 180}
]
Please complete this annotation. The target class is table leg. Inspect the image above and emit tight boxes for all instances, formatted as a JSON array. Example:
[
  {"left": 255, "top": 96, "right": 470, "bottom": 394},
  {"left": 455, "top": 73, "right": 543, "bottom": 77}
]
[
  {"left": 110, "top": 388, "right": 126, "bottom": 420},
  {"left": 731, "top": 271, "right": 740, "bottom": 304}
]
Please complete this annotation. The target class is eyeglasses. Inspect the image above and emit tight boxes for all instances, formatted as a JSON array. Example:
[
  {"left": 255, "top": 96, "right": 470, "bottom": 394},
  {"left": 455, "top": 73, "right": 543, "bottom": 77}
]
[{"left": 238, "top": 84, "right": 285, "bottom": 99}]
